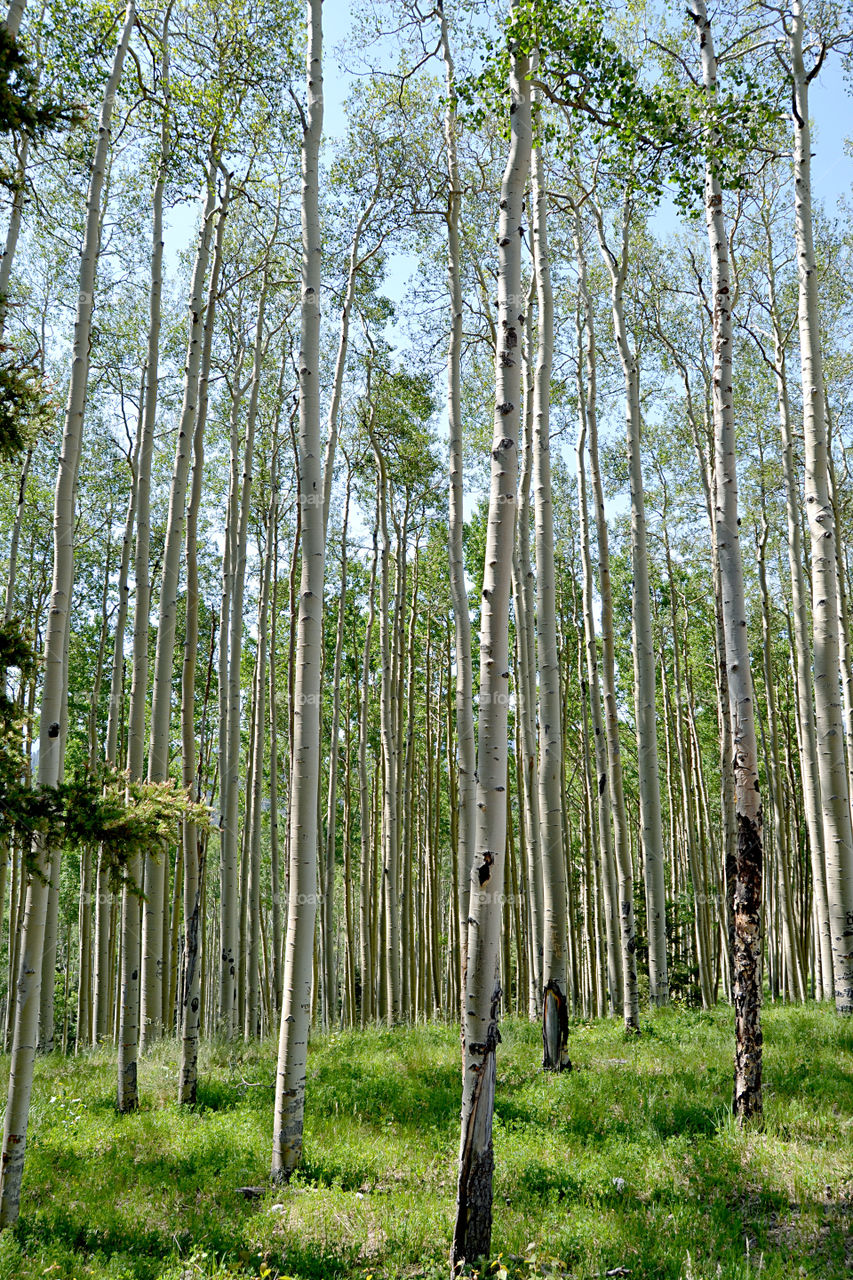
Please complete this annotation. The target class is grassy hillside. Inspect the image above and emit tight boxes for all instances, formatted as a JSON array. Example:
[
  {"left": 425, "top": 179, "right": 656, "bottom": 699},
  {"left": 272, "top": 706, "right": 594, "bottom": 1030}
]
[{"left": 0, "top": 1004, "right": 849, "bottom": 1279}]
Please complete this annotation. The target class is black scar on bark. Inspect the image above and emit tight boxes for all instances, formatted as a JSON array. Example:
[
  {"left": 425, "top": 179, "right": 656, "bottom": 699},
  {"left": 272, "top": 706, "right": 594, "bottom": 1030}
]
[
  {"left": 478, "top": 850, "right": 495, "bottom": 886},
  {"left": 451, "top": 989, "right": 501, "bottom": 1269},
  {"left": 732, "top": 810, "right": 763, "bottom": 1126},
  {"left": 542, "top": 979, "right": 571, "bottom": 1072}
]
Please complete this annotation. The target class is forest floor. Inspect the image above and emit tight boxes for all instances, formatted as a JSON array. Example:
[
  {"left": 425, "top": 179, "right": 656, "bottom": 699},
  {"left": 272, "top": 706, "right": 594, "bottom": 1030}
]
[{"left": 0, "top": 1004, "right": 849, "bottom": 1280}]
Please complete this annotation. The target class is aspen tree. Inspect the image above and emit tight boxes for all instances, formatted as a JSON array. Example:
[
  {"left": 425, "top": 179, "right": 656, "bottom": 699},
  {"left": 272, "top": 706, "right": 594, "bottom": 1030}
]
[
  {"left": 178, "top": 176, "right": 228, "bottom": 1101},
  {"left": 271, "top": 0, "right": 325, "bottom": 1181},
  {"left": 0, "top": 136, "right": 27, "bottom": 335},
  {"left": 321, "top": 474, "right": 350, "bottom": 1028},
  {"left": 530, "top": 105, "right": 568, "bottom": 1063},
  {"left": 760, "top": 208, "right": 833, "bottom": 993},
  {"left": 438, "top": 2, "right": 476, "bottom": 1011},
  {"left": 269, "top": 517, "right": 283, "bottom": 1016},
  {"left": 691, "top": 0, "right": 763, "bottom": 1117},
  {"left": 117, "top": 27, "right": 173, "bottom": 1107},
  {"left": 223, "top": 226, "right": 277, "bottom": 1037},
  {"left": 94, "top": 388, "right": 143, "bottom": 1044},
  {"left": 757, "top": 505, "right": 805, "bottom": 1002},
  {"left": 574, "top": 205, "right": 668, "bottom": 1006},
  {"left": 0, "top": 1, "right": 136, "bottom": 1223},
  {"left": 217, "top": 348, "right": 244, "bottom": 1034},
  {"left": 590, "top": 194, "right": 645, "bottom": 1032},
  {"left": 784, "top": 0, "right": 853, "bottom": 1013},
  {"left": 2, "top": 447, "right": 30, "bottom": 621},
  {"left": 74, "top": 537, "right": 115, "bottom": 1049},
  {"left": 452, "top": 9, "right": 530, "bottom": 1263},
  {"left": 245, "top": 476, "right": 276, "bottom": 1041},
  {"left": 371, "top": 431, "right": 401, "bottom": 1022},
  {"left": 576, "top": 398, "right": 619, "bottom": 1023},
  {"left": 358, "top": 528, "right": 379, "bottom": 1026},
  {"left": 2, "top": 0, "right": 25, "bottom": 39},
  {"left": 141, "top": 159, "right": 218, "bottom": 1049},
  {"left": 511, "top": 353, "right": 545, "bottom": 1012}
]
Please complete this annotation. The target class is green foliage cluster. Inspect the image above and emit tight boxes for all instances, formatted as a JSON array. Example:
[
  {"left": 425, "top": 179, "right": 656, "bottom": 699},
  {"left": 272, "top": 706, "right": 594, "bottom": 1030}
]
[
  {"left": 0, "top": 348, "right": 53, "bottom": 461},
  {"left": 0, "top": 617, "right": 209, "bottom": 889},
  {"left": 461, "top": 0, "right": 778, "bottom": 214},
  {"left": 0, "top": 29, "right": 70, "bottom": 170},
  {"left": 2, "top": 764, "right": 212, "bottom": 891}
]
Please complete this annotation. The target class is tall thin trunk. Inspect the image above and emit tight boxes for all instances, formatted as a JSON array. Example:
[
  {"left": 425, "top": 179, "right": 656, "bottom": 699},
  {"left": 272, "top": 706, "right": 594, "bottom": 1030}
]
[
  {"left": 0, "top": 135, "right": 28, "bottom": 335},
  {"left": 271, "top": 0, "right": 325, "bottom": 1181},
  {"left": 438, "top": 5, "right": 476, "bottom": 1017},
  {"left": 693, "top": 0, "right": 763, "bottom": 1117},
  {"left": 358, "top": 528, "right": 378, "bottom": 1026},
  {"left": 531, "top": 120, "right": 568, "bottom": 1063},
  {"left": 216, "top": 348, "right": 244, "bottom": 1033},
  {"left": 246, "top": 481, "right": 275, "bottom": 1041},
  {"left": 452, "top": 24, "right": 530, "bottom": 1267},
  {"left": 512, "top": 290, "right": 544, "bottom": 1013},
  {"left": 576, "top": 403, "right": 619, "bottom": 1025},
  {"left": 142, "top": 155, "right": 217, "bottom": 1049},
  {"left": 3, "top": 446, "right": 31, "bottom": 622},
  {"left": 95, "top": 383, "right": 143, "bottom": 1044},
  {"left": 321, "top": 474, "right": 350, "bottom": 1029},
  {"left": 76, "top": 537, "right": 114, "bottom": 1050},
  {"left": 223, "top": 223, "right": 276, "bottom": 1038},
  {"left": 370, "top": 436, "right": 401, "bottom": 1023},
  {"left": 787, "top": 0, "right": 853, "bottom": 1012},
  {"left": 269, "top": 516, "right": 282, "bottom": 1016},
  {"left": 0, "top": 3, "right": 136, "bottom": 1224},
  {"left": 178, "top": 176, "right": 228, "bottom": 1101},
  {"left": 591, "top": 196, "right": 647, "bottom": 1029},
  {"left": 118, "top": 5, "right": 171, "bottom": 1107},
  {"left": 761, "top": 205, "right": 833, "bottom": 994}
]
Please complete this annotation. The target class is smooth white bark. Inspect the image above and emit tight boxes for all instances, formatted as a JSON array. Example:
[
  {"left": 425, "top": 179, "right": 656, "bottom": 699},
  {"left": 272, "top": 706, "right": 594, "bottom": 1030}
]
[
  {"left": 452, "top": 24, "right": 530, "bottom": 1266},
  {"left": 0, "top": 2, "right": 135, "bottom": 1221},
  {"left": 787, "top": 0, "right": 853, "bottom": 1012},
  {"left": 142, "top": 160, "right": 218, "bottom": 1048},
  {"left": 271, "top": 0, "right": 325, "bottom": 1180}
]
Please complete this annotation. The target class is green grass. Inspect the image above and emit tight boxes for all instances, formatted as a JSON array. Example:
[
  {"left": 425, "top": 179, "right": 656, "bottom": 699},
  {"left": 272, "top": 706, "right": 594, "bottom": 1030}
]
[{"left": 0, "top": 1004, "right": 850, "bottom": 1279}]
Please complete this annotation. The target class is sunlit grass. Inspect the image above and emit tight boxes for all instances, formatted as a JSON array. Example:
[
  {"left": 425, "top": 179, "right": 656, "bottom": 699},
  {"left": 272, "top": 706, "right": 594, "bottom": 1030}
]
[{"left": 0, "top": 1003, "right": 849, "bottom": 1278}]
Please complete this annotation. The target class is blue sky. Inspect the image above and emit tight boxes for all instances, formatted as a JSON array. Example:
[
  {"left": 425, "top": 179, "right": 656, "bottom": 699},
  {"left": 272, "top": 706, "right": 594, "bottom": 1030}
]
[
  {"left": 166, "top": 4, "right": 852, "bottom": 330},
  {"left": 318, "top": 0, "right": 852, "bottom": 301}
]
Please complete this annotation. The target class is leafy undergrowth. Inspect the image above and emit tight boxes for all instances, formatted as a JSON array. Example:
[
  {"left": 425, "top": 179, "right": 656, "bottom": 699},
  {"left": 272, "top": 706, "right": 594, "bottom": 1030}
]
[{"left": 0, "top": 1004, "right": 850, "bottom": 1279}]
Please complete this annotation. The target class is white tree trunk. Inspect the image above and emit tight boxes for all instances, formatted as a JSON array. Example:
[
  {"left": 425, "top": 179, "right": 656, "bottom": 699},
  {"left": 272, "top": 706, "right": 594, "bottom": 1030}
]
[
  {"left": 142, "top": 159, "right": 218, "bottom": 1048},
  {"left": 245, "top": 486, "right": 275, "bottom": 1041},
  {"left": 592, "top": 199, "right": 645, "bottom": 1031},
  {"left": 452, "top": 23, "right": 530, "bottom": 1267},
  {"left": 3, "top": 0, "right": 26, "bottom": 40},
  {"left": 118, "top": 9, "right": 171, "bottom": 1107},
  {"left": 512, "top": 290, "right": 545, "bottom": 1014},
  {"left": 371, "top": 437, "right": 401, "bottom": 1022},
  {"left": 321, "top": 476, "right": 349, "bottom": 1029},
  {"left": 693, "top": 0, "right": 763, "bottom": 1117},
  {"left": 94, "top": 380, "right": 143, "bottom": 1045},
  {"left": 438, "top": 4, "right": 476, "bottom": 1016},
  {"left": 178, "top": 178, "right": 227, "bottom": 1100},
  {"left": 271, "top": 0, "right": 325, "bottom": 1180},
  {"left": 216, "top": 350, "right": 244, "bottom": 1033},
  {"left": 0, "top": 135, "right": 28, "bottom": 335},
  {"left": 787, "top": 0, "right": 853, "bottom": 1013},
  {"left": 222, "top": 233, "right": 274, "bottom": 1037},
  {"left": 358, "top": 530, "right": 378, "bottom": 1025},
  {"left": 0, "top": 2, "right": 135, "bottom": 1222},
  {"left": 531, "top": 120, "right": 568, "bottom": 1065}
]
